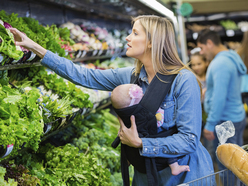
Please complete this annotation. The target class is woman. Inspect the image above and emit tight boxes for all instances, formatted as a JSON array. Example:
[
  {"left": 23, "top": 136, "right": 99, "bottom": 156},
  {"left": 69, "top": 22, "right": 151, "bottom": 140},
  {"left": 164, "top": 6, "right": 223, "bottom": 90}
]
[{"left": 10, "top": 15, "right": 214, "bottom": 186}]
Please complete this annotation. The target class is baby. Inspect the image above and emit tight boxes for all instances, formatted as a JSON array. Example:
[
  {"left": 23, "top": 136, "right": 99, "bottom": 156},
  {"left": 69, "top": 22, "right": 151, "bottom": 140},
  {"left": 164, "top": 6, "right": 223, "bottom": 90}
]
[{"left": 111, "top": 83, "right": 190, "bottom": 176}]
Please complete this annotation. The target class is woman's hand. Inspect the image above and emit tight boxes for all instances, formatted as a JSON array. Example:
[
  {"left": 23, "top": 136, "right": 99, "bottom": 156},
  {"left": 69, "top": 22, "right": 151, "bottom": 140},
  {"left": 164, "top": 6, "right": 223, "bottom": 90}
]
[
  {"left": 9, "top": 28, "right": 47, "bottom": 58},
  {"left": 118, "top": 115, "right": 142, "bottom": 148}
]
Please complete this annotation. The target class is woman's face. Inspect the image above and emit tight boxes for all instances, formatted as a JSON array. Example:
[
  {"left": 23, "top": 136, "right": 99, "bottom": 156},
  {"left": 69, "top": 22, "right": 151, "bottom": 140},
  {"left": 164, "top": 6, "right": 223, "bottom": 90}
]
[
  {"left": 191, "top": 55, "right": 208, "bottom": 76},
  {"left": 125, "top": 20, "right": 149, "bottom": 61}
]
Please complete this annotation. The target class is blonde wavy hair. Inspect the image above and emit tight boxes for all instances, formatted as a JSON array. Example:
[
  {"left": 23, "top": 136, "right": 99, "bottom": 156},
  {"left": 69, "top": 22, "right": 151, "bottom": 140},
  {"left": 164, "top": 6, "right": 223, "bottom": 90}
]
[{"left": 132, "top": 15, "right": 200, "bottom": 87}]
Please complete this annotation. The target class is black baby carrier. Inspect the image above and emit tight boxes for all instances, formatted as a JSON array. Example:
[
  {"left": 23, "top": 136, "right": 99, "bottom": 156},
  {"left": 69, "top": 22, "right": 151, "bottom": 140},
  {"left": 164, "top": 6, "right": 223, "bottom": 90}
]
[{"left": 111, "top": 72, "right": 179, "bottom": 186}]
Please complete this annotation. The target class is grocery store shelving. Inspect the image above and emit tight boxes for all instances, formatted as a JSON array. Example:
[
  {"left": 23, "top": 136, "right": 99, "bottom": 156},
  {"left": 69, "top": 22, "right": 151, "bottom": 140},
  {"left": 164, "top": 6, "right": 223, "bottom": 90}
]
[
  {"left": 186, "top": 28, "right": 244, "bottom": 42},
  {"left": 27, "top": 0, "right": 165, "bottom": 22},
  {"left": 40, "top": 98, "right": 111, "bottom": 142},
  {"left": 0, "top": 48, "right": 126, "bottom": 71},
  {"left": 0, "top": 61, "right": 42, "bottom": 71},
  {"left": 185, "top": 11, "right": 248, "bottom": 44},
  {"left": 0, "top": 96, "right": 111, "bottom": 161}
]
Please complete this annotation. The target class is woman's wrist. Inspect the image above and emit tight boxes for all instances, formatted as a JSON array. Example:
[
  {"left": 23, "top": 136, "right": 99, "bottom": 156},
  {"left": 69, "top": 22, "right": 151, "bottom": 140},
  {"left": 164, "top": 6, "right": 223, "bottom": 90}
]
[
  {"left": 135, "top": 138, "right": 143, "bottom": 148},
  {"left": 30, "top": 41, "right": 47, "bottom": 59}
]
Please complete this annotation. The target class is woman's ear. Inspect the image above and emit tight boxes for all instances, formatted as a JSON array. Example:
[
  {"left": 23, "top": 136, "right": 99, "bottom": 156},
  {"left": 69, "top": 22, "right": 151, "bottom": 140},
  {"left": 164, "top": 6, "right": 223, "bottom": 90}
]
[{"left": 147, "top": 41, "right": 152, "bottom": 49}]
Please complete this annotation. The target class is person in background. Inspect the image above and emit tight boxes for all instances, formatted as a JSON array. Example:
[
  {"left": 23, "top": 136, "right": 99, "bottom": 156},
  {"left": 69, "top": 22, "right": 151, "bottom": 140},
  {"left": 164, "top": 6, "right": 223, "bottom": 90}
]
[
  {"left": 197, "top": 29, "right": 247, "bottom": 186},
  {"left": 10, "top": 15, "right": 214, "bottom": 186},
  {"left": 190, "top": 47, "right": 209, "bottom": 102},
  {"left": 190, "top": 48, "right": 214, "bottom": 161},
  {"left": 111, "top": 83, "right": 190, "bottom": 176},
  {"left": 237, "top": 30, "right": 248, "bottom": 110}
]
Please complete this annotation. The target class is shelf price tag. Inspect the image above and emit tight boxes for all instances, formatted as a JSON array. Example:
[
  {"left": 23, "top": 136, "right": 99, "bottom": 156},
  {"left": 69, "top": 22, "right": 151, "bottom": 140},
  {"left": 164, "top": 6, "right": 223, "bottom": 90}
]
[
  {"left": 92, "top": 50, "right": 98, "bottom": 56},
  {"left": 44, "top": 124, "right": 52, "bottom": 134},
  {"left": 61, "top": 117, "right": 67, "bottom": 126},
  {"left": 98, "top": 50, "right": 103, "bottom": 56},
  {"left": 192, "top": 32, "right": 198, "bottom": 40},
  {"left": 76, "top": 50, "right": 82, "bottom": 58},
  {"left": 106, "top": 49, "right": 111, "bottom": 55},
  {"left": 93, "top": 102, "right": 99, "bottom": 109},
  {"left": 82, "top": 107, "right": 87, "bottom": 115},
  {"left": 226, "top": 30, "right": 235, "bottom": 37},
  {"left": 80, "top": 50, "right": 87, "bottom": 58},
  {"left": 2, "top": 144, "right": 14, "bottom": 158},
  {"left": 27, "top": 52, "right": 36, "bottom": 62}
]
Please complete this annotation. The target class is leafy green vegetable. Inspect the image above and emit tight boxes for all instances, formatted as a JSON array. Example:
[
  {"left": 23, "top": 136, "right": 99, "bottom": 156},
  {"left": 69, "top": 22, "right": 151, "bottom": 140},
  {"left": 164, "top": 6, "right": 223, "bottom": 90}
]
[
  {"left": 0, "top": 10, "right": 74, "bottom": 59},
  {"left": 0, "top": 24, "right": 23, "bottom": 60},
  {"left": 2, "top": 161, "right": 40, "bottom": 186},
  {"left": 0, "top": 84, "right": 43, "bottom": 156},
  {"left": 9, "top": 66, "right": 93, "bottom": 109},
  {"left": 15, "top": 143, "right": 112, "bottom": 186},
  {"left": 0, "top": 166, "right": 17, "bottom": 186}
]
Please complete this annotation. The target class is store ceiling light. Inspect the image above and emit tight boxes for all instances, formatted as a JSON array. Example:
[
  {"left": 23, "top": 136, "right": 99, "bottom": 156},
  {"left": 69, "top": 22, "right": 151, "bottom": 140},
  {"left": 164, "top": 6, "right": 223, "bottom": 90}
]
[
  {"left": 137, "top": 0, "right": 178, "bottom": 30},
  {"left": 138, "top": 0, "right": 174, "bottom": 17}
]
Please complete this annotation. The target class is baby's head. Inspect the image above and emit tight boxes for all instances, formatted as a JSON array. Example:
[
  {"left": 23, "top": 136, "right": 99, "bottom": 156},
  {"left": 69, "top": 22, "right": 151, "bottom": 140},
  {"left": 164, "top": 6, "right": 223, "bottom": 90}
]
[{"left": 111, "top": 84, "right": 143, "bottom": 109}]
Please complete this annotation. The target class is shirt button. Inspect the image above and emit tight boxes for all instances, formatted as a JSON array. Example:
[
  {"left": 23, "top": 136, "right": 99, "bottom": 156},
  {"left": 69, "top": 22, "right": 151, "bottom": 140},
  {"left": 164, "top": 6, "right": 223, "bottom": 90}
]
[
  {"left": 145, "top": 148, "right": 148, "bottom": 151},
  {"left": 153, "top": 147, "right": 156, "bottom": 151},
  {"left": 163, "top": 150, "right": 167, "bottom": 153}
]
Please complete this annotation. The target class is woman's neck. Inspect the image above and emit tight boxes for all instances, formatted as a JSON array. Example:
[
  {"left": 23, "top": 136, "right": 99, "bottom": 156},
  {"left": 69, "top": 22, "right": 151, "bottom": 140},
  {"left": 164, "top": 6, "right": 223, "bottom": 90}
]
[
  {"left": 145, "top": 66, "right": 156, "bottom": 83},
  {"left": 140, "top": 54, "right": 155, "bottom": 83}
]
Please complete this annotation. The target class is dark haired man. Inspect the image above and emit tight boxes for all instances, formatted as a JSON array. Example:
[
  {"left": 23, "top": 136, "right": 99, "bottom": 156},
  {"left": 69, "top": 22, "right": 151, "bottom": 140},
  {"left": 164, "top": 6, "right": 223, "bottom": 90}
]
[{"left": 197, "top": 29, "right": 247, "bottom": 185}]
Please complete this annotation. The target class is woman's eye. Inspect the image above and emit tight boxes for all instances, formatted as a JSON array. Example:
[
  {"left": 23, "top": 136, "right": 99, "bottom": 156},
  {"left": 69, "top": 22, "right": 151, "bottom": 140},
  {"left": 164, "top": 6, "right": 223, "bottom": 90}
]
[{"left": 134, "top": 32, "right": 137, "bottom": 35}]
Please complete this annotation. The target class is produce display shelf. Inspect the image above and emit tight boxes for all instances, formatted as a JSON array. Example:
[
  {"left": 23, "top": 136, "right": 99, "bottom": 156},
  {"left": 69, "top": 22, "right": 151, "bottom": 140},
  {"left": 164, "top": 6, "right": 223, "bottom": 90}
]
[
  {"left": 72, "top": 55, "right": 114, "bottom": 62},
  {"left": 0, "top": 62, "right": 42, "bottom": 71},
  {"left": 0, "top": 51, "right": 126, "bottom": 70},
  {"left": 40, "top": 98, "right": 111, "bottom": 143},
  {"left": 0, "top": 108, "right": 84, "bottom": 162}
]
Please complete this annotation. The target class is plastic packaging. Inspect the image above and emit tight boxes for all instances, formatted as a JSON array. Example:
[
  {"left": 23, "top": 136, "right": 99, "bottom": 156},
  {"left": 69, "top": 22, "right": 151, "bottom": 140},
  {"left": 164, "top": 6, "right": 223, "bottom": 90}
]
[{"left": 215, "top": 120, "right": 235, "bottom": 145}]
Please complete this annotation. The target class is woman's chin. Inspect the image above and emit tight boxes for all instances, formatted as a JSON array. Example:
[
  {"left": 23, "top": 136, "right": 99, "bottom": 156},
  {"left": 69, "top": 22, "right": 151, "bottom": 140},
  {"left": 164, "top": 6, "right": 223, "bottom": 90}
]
[{"left": 125, "top": 52, "right": 132, "bottom": 58}]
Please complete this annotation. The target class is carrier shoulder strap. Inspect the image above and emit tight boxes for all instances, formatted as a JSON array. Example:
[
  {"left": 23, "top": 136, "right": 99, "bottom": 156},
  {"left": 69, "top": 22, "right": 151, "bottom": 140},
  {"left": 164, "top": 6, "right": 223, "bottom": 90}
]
[{"left": 139, "top": 73, "right": 177, "bottom": 115}]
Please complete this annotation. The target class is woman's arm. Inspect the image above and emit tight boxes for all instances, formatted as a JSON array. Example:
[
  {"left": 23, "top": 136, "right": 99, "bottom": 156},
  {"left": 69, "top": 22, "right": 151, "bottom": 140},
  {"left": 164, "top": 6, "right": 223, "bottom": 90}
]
[
  {"left": 9, "top": 28, "right": 47, "bottom": 58},
  {"left": 41, "top": 51, "right": 133, "bottom": 90},
  {"left": 9, "top": 28, "right": 133, "bottom": 91}
]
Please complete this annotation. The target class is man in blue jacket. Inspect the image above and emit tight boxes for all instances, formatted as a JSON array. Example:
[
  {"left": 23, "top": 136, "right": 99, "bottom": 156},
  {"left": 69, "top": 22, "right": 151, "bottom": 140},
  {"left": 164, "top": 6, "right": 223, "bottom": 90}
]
[{"left": 197, "top": 29, "right": 247, "bottom": 185}]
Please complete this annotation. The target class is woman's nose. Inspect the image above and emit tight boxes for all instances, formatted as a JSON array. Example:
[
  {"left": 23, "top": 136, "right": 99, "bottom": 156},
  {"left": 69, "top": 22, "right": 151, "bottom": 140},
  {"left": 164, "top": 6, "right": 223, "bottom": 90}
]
[{"left": 126, "top": 34, "right": 131, "bottom": 41}]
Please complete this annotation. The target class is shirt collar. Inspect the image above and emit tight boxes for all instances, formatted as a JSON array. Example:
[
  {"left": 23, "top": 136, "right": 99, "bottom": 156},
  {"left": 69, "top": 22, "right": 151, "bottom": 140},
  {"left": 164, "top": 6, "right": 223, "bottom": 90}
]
[{"left": 139, "top": 66, "right": 149, "bottom": 84}]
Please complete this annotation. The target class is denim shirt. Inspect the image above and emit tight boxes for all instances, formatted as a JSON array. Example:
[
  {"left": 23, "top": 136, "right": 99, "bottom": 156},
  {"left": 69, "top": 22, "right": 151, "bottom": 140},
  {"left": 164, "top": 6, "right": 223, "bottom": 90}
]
[{"left": 41, "top": 51, "right": 214, "bottom": 185}]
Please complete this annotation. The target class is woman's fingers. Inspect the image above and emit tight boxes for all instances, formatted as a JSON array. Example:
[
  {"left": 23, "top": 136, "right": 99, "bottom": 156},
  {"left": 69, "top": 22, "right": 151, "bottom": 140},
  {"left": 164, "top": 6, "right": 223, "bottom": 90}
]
[
  {"left": 130, "top": 115, "right": 137, "bottom": 130},
  {"left": 117, "top": 116, "right": 124, "bottom": 137},
  {"left": 9, "top": 27, "right": 31, "bottom": 48},
  {"left": 9, "top": 27, "right": 47, "bottom": 58},
  {"left": 9, "top": 28, "right": 23, "bottom": 43}
]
